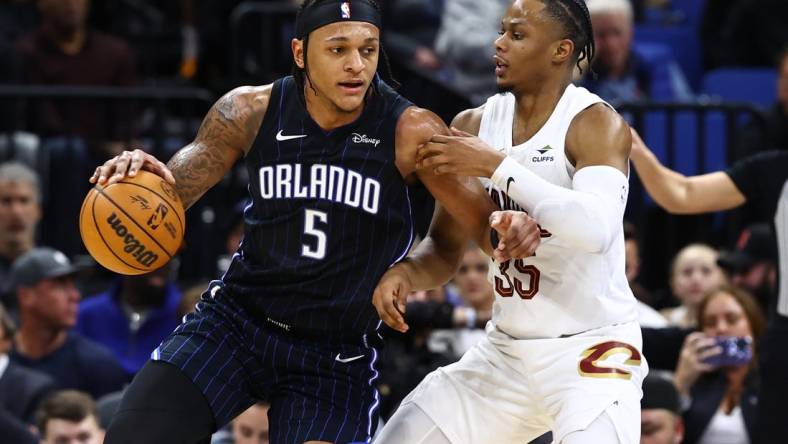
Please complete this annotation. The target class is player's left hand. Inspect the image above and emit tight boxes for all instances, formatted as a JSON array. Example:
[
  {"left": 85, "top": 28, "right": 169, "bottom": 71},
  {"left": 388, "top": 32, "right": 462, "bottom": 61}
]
[
  {"left": 417, "top": 128, "right": 506, "bottom": 177},
  {"left": 491, "top": 210, "right": 541, "bottom": 261},
  {"left": 372, "top": 264, "right": 412, "bottom": 333}
]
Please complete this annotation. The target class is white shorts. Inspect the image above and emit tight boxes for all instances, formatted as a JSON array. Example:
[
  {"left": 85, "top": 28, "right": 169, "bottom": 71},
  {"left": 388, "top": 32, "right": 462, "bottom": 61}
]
[{"left": 401, "top": 321, "right": 648, "bottom": 444}]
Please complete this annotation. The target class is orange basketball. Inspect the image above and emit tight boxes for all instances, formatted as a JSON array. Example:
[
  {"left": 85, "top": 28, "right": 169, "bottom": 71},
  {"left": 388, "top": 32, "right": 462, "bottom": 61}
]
[{"left": 79, "top": 170, "right": 185, "bottom": 275}]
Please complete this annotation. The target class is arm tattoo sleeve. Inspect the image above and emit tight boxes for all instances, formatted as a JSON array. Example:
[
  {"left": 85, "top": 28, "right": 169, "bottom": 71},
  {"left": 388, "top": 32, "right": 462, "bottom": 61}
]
[{"left": 166, "top": 88, "right": 261, "bottom": 209}]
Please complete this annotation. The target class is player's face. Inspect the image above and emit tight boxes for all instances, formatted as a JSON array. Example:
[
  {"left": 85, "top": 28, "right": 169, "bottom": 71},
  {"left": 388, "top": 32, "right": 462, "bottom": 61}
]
[
  {"left": 640, "top": 409, "right": 682, "bottom": 444},
  {"left": 670, "top": 247, "right": 725, "bottom": 308},
  {"left": 495, "top": 0, "right": 568, "bottom": 92},
  {"left": 297, "top": 22, "right": 380, "bottom": 114},
  {"left": 701, "top": 292, "right": 752, "bottom": 338},
  {"left": 42, "top": 416, "right": 103, "bottom": 444},
  {"left": 455, "top": 249, "right": 492, "bottom": 309},
  {"left": 590, "top": 11, "right": 632, "bottom": 73},
  {"left": 0, "top": 180, "right": 40, "bottom": 252},
  {"left": 232, "top": 404, "right": 270, "bottom": 444},
  {"left": 28, "top": 275, "right": 80, "bottom": 329}
]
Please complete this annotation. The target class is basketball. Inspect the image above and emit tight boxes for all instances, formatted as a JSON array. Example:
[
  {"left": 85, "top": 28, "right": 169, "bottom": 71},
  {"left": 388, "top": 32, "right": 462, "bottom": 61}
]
[{"left": 79, "top": 170, "right": 185, "bottom": 275}]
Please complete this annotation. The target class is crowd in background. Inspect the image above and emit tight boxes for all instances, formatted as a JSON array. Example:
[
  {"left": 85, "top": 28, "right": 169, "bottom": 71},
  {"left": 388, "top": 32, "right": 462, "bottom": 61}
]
[{"left": 0, "top": 0, "right": 787, "bottom": 443}]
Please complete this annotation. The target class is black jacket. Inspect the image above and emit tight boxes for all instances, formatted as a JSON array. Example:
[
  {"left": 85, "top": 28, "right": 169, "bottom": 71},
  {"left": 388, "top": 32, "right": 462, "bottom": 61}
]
[
  {"left": 0, "top": 359, "right": 55, "bottom": 423},
  {"left": 683, "top": 371, "right": 759, "bottom": 444}
]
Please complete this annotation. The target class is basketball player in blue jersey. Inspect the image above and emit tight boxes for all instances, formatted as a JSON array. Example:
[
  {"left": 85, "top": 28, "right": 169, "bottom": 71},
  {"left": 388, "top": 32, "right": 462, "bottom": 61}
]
[{"left": 90, "top": 1, "right": 541, "bottom": 443}]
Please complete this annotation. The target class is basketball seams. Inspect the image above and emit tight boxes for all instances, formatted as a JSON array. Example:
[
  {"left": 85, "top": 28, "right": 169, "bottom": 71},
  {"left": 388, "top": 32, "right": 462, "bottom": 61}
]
[
  {"left": 115, "top": 178, "right": 185, "bottom": 233},
  {"left": 94, "top": 187, "right": 175, "bottom": 259},
  {"left": 91, "top": 192, "right": 150, "bottom": 273}
]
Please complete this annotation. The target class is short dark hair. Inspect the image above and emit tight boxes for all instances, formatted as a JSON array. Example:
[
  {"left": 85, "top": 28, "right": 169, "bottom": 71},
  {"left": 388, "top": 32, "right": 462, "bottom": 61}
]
[
  {"left": 37, "top": 390, "right": 98, "bottom": 436},
  {"left": 292, "top": 0, "right": 396, "bottom": 100},
  {"left": 540, "top": 0, "right": 595, "bottom": 73}
]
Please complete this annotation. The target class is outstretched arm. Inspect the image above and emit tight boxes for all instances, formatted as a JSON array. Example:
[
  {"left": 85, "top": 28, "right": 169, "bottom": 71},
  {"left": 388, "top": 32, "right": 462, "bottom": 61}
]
[
  {"left": 91, "top": 85, "right": 270, "bottom": 210},
  {"left": 629, "top": 128, "right": 746, "bottom": 214}
]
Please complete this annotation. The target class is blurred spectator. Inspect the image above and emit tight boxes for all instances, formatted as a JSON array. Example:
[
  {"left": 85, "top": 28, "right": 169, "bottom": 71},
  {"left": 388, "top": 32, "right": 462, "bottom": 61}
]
[
  {"left": 673, "top": 287, "right": 765, "bottom": 444},
  {"left": 734, "top": 48, "right": 788, "bottom": 157},
  {"left": 36, "top": 390, "right": 104, "bottom": 444},
  {"left": 429, "top": 246, "right": 492, "bottom": 357},
  {"left": 701, "top": 0, "right": 788, "bottom": 70},
  {"left": 8, "top": 247, "right": 127, "bottom": 398},
  {"left": 717, "top": 224, "right": 777, "bottom": 315},
  {"left": 661, "top": 244, "right": 726, "bottom": 328},
  {"left": 433, "top": 0, "right": 509, "bottom": 104},
  {"left": 581, "top": 0, "right": 692, "bottom": 103},
  {"left": 75, "top": 260, "right": 182, "bottom": 377},
  {"left": 625, "top": 222, "right": 667, "bottom": 327},
  {"left": 625, "top": 221, "right": 653, "bottom": 303},
  {"left": 641, "top": 374, "right": 684, "bottom": 444},
  {"left": 376, "top": 286, "right": 456, "bottom": 420},
  {"left": 212, "top": 401, "right": 270, "bottom": 444},
  {"left": 15, "top": 0, "right": 138, "bottom": 157},
  {"left": 381, "top": 0, "right": 444, "bottom": 72},
  {"left": 0, "top": 303, "right": 54, "bottom": 424},
  {"left": 0, "top": 162, "right": 41, "bottom": 314}
]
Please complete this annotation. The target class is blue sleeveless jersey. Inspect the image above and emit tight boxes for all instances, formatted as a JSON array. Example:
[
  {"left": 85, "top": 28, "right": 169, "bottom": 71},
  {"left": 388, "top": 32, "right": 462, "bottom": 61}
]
[{"left": 222, "top": 76, "right": 417, "bottom": 344}]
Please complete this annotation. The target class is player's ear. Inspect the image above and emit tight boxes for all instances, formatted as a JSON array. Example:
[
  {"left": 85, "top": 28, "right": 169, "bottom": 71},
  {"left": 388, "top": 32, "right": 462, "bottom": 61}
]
[
  {"left": 553, "top": 39, "right": 573, "bottom": 64},
  {"left": 292, "top": 38, "right": 305, "bottom": 69}
]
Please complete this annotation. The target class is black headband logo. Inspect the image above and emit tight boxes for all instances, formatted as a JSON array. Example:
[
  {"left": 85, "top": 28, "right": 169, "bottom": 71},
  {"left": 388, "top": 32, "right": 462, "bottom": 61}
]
[{"left": 296, "top": 0, "right": 381, "bottom": 39}]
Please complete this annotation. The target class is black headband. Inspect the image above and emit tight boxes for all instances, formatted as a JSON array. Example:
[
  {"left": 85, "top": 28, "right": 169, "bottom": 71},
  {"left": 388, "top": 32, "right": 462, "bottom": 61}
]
[{"left": 296, "top": 0, "right": 382, "bottom": 39}]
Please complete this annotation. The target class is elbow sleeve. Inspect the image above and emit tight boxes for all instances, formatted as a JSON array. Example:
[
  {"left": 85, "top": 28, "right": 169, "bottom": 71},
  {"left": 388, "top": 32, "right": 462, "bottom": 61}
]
[{"left": 491, "top": 158, "right": 628, "bottom": 253}]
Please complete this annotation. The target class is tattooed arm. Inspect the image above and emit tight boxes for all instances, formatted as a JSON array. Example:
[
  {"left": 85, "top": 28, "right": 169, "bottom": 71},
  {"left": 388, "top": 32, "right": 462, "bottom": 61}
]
[{"left": 90, "top": 85, "right": 272, "bottom": 209}]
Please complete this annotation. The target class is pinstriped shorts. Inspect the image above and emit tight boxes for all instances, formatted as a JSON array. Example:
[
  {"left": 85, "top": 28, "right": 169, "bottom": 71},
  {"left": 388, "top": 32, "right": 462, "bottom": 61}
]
[{"left": 152, "top": 282, "right": 381, "bottom": 443}]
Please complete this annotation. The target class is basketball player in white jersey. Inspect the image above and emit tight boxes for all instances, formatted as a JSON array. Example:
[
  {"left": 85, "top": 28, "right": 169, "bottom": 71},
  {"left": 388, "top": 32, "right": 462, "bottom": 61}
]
[{"left": 372, "top": 0, "right": 646, "bottom": 442}]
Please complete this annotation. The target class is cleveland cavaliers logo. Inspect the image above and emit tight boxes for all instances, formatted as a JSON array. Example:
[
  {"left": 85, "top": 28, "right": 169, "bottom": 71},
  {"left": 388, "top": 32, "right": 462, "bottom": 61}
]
[
  {"left": 340, "top": 1, "right": 351, "bottom": 19},
  {"left": 578, "top": 341, "right": 642, "bottom": 380}
]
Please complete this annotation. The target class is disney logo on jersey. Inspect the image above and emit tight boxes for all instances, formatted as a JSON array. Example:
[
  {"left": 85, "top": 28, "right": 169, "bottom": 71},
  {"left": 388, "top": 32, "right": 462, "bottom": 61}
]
[
  {"left": 531, "top": 145, "right": 555, "bottom": 163},
  {"left": 351, "top": 133, "right": 381, "bottom": 147}
]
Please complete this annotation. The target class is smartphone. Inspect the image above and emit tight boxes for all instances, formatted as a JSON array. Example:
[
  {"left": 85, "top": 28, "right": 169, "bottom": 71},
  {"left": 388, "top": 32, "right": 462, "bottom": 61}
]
[{"left": 703, "top": 336, "right": 753, "bottom": 367}]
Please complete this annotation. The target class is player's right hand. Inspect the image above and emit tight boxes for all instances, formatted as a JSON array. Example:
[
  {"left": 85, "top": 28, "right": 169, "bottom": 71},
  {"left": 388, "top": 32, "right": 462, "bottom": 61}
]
[
  {"left": 90, "top": 149, "right": 176, "bottom": 187},
  {"left": 491, "top": 210, "right": 541, "bottom": 261},
  {"left": 673, "top": 332, "right": 722, "bottom": 395},
  {"left": 372, "top": 265, "right": 412, "bottom": 333}
]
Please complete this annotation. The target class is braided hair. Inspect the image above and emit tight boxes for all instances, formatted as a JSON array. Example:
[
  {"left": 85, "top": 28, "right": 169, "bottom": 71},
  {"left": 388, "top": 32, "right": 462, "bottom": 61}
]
[
  {"left": 541, "top": 0, "right": 596, "bottom": 75},
  {"left": 292, "top": 0, "right": 398, "bottom": 100}
]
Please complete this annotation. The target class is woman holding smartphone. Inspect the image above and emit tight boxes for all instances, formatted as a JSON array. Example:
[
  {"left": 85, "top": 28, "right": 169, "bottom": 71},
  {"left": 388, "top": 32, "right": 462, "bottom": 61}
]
[{"left": 674, "top": 286, "right": 766, "bottom": 444}]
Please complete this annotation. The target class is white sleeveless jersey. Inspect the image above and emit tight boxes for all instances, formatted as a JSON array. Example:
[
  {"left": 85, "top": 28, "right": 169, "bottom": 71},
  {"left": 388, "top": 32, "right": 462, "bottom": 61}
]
[{"left": 478, "top": 84, "right": 637, "bottom": 339}]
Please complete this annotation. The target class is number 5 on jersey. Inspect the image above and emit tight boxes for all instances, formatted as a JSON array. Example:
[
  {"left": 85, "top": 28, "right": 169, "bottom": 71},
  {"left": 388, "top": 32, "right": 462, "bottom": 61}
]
[{"left": 302, "top": 209, "right": 327, "bottom": 259}]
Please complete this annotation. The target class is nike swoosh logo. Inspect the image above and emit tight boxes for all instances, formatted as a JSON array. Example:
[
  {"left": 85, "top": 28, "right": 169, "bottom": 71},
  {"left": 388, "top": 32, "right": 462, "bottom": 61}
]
[
  {"left": 506, "top": 177, "right": 515, "bottom": 195},
  {"left": 335, "top": 353, "right": 365, "bottom": 363},
  {"left": 276, "top": 130, "right": 308, "bottom": 141}
]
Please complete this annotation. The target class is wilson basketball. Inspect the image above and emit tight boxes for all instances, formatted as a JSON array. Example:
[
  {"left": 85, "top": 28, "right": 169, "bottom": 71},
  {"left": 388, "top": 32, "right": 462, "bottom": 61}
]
[{"left": 79, "top": 170, "right": 185, "bottom": 275}]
